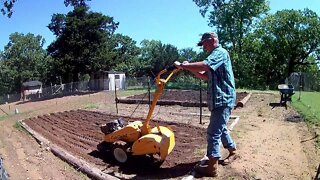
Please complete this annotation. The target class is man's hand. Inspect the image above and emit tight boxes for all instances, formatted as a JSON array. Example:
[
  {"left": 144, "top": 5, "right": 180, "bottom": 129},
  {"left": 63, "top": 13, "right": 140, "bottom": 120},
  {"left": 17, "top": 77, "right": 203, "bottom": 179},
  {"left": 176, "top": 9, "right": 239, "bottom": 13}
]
[
  {"left": 174, "top": 61, "right": 182, "bottom": 69},
  {"left": 174, "top": 61, "right": 190, "bottom": 70}
]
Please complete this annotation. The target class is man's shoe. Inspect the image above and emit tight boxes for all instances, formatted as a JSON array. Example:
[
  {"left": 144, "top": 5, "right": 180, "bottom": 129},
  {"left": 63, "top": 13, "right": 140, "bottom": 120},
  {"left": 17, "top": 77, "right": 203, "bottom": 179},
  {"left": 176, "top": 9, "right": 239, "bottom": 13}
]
[
  {"left": 220, "top": 147, "right": 239, "bottom": 165},
  {"left": 227, "top": 147, "right": 237, "bottom": 156},
  {"left": 195, "top": 157, "right": 218, "bottom": 177}
]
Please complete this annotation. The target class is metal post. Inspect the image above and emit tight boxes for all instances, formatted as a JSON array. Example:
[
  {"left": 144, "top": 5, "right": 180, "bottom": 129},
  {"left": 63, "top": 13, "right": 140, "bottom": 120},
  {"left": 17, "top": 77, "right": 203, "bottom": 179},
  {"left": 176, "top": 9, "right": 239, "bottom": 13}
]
[
  {"left": 148, "top": 77, "right": 151, "bottom": 108},
  {"left": 298, "top": 72, "right": 302, "bottom": 101},
  {"left": 199, "top": 80, "right": 203, "bottom": 124},
  {"left": 114, "top": 78, "right": 118, "bottom": 114}
]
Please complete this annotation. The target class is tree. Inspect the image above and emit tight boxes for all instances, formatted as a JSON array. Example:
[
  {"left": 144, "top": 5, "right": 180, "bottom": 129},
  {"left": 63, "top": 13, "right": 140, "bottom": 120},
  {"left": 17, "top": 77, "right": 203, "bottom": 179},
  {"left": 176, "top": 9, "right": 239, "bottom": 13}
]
[
  {"left": 256, "top": 9, "right": 320, "bottom": 80},
  {"left": 47, "top": 6, "right": 119, "bottom": 83},
  {"left": 63, "top": 0, "right": 91, "bottom": 7},
  {"left": 1, "top": 0, "right": 92, "bottom": 18},
  {"left": 235, "top": 31, "right": 276, "bottom": 89},
  {"left": 139, "top": 40, "right": 180, "bottom": 77},
  {"left": 235, "top": 9, "right": 320, "bottom": 89},
  {"left": 1, "top": 0, "right": 16, "bottom": 17},
  {"left": 0, "top": 61, "right": 14, "bottom": 95},
  {"left": 0, "top": 33, "right": 50, "bottom": 94},
  {"left": 179, "top": 48, "right": 197, "bottom": 62},
  {"left": 193, "top": 0, "right": 269, "bottom": 51},
  {"left": 112, "top": 34, "right": 141, "bottom": 77}
]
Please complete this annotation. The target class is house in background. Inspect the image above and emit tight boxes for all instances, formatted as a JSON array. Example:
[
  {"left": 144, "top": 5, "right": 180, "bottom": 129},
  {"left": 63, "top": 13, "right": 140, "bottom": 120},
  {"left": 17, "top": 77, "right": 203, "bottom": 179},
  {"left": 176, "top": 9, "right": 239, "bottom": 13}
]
[{"left": 21, "top": 80, "right": 43, "bottom": 101}]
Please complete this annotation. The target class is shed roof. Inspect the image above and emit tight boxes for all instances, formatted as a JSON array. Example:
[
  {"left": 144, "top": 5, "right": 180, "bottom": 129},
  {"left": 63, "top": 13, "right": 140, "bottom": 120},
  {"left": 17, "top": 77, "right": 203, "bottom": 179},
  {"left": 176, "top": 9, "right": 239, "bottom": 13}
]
[
  {"left": 105, "top": 70, "right": 125, "bottom": 74},
  {"left": 22, "top": 80, "right": 42, "bottom": 87}
]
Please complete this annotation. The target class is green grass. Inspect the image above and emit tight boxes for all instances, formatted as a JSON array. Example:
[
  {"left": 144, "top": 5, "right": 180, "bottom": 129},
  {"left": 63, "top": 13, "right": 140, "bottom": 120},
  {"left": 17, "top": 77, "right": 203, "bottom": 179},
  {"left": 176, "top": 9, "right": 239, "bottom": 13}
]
[
  {"left": 84, "top": 103, "right": 99, "bottom": 109},
  {"left": 13, "top": 121, "right": 22, "bottom": 130},
  {"left": 292, "top": 91, "right": 320, "bottom": 126},
  {"left": 291, "top": 91, "right": 320, "bottom": 147},
  {"left": 117, "top": 89, "right": 153, "bottom": 97},
  {"left": 0, "top": 115, "right": 8, "bottom": 121}
]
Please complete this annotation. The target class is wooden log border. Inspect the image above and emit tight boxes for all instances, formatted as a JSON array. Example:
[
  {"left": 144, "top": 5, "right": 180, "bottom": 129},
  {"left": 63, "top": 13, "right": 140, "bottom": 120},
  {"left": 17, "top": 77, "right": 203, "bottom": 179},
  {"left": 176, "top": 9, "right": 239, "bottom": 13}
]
[
  {"left": 20, "top": 120, "right": 119, "bottom": 180},
  {"left": 236, "top": 92, "right": 252, "bottom": 108}
]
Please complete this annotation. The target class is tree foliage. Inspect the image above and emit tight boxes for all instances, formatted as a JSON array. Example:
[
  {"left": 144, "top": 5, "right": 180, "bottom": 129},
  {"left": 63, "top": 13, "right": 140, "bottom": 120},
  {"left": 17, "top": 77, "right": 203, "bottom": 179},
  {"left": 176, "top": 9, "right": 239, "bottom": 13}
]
[
  {"left": 258, "top": 9, "right": 320, "bottom": 77},
  {"left": 193, "top": 0, "right": 320, "bottom": 90},
  {"left": 179, "top": 48, "right": 198, "bottom": 62},
  {"left": 0, "top": 33, "right": 50, "bottom": 94},
  {"left": 112, "top": 34, "right": 141, "bottom": 77},
  {"left": 139, "top": 40, "right": 180, "bottom": 77},
  {"left": 1, "top": 0, "right": 91, "bottom": 18},
  {"left": 237, "top": 9, "right": 320, "bottom": 89},
  {"left": 47, "top": 6, "right": 119, "bottom": 83},
  {"left": 193, "top": 0, "right": 269, "bottom": 51},
  {"left": 64, "top": 0, "right": 91, "bottom": 8},
  {"left": 1, "top": 0, "right": 16, "bottom": 17}
]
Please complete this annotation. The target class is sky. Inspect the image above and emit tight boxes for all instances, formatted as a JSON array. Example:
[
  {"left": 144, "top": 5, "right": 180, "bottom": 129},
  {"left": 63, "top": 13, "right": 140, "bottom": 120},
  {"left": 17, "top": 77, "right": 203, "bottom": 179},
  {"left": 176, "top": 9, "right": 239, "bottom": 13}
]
[{"left": 1, "top": 0, "right": 320, "bottom": 51}]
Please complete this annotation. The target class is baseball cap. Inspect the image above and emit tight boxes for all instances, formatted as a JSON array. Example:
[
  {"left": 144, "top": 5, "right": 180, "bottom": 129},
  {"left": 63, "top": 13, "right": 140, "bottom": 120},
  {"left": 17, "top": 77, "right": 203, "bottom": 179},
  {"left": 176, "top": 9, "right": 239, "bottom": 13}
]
[{"left": 197, "top": 32, "right": 218, "bottom": 46}]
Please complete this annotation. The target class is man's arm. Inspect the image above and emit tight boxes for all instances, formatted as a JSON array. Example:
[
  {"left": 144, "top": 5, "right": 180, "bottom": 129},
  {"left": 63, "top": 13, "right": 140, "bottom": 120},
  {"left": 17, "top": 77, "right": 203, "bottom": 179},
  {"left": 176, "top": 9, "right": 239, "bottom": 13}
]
[
  {"left": 189, "top": 70, "right": 208, "bottom": 80},
  {"left": 178, "top": 61, "right": 210, "bottom": 80},
  {"left": 181, "top": 61, "right": 210, "bottom": 72}
]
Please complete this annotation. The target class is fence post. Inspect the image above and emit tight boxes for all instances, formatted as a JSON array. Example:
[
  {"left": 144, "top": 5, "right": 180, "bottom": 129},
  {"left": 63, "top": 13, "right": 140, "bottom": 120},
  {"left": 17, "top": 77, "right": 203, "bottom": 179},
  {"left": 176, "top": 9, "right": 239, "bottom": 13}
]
[
  {"left": 298, "top": 72, "right": 302, "bottom": 100},
  {"left": 199, "top": 80, "right": 203, "bottom": 124},
  {"left": 148, "top": 77, "right": 151, "bottom": 108},
  {"left": 114, "top": 79, "right": 118, "bottom": 115}
]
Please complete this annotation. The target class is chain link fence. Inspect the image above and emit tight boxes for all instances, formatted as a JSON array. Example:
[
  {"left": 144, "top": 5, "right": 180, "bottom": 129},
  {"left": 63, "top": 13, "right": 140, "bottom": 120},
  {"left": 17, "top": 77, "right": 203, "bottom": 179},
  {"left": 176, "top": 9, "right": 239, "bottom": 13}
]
[
  {"left": 286, "top": 72, "right": 320, "bottom": 92},
  {"left": 0, "top": 77, "right": 156, "bottom": 105},
  {"left": 0, "top": 75, "right": 206, "bottom": 105}
]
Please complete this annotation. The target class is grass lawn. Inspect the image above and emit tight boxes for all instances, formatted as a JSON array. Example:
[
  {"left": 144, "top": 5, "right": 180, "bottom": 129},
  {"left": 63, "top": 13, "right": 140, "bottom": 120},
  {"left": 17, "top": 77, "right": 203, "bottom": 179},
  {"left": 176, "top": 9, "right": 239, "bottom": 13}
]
[
  {"left": 292, "top": 91, "right": 320, "bottom": 126},
  {"left": 291, "top": 91, "right": 320, "bottom": 147},
  {"left": 117, "top": 89, "right": 154, "bottom": 97}
]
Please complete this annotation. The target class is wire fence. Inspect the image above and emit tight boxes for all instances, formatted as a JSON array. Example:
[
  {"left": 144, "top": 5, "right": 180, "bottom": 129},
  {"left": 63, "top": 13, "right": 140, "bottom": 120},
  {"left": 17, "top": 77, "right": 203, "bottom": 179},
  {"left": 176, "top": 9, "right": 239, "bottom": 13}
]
[
  {"left": 286, "top": 72, "right": 320, "bottom": 92},
  {"left": 0, "top": 77, "right": 154, "bottom": 104},
  {"left": 3, "top": 71, "right": 318, "bottom": 105},
  {"left": 0, "top": 75, "right": 207, "bottom": 105}
]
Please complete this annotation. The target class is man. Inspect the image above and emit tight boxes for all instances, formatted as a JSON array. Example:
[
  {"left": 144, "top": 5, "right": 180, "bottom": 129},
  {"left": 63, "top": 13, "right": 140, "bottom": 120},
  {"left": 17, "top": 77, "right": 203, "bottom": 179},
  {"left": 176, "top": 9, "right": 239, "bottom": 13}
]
[{"left": 175, "top": 32, "right": 237, "bottom": 177}]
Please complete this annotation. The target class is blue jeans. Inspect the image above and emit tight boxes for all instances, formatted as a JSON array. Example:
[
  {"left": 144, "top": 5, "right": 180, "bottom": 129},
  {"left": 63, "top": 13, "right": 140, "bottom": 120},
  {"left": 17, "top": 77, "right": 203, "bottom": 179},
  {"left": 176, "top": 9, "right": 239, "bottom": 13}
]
[{"left": 207, "top": 106, "right": 236, "bottom": 158}]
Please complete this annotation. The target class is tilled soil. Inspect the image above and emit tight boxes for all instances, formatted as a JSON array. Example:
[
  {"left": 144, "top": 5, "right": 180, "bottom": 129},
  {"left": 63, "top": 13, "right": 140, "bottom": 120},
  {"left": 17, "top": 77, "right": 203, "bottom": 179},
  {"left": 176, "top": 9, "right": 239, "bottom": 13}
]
[
  {"left": 23, "top": 109, "right": 206, "bottom": 179},
  {"left": 118, "top": 90, "right": 248, "bottom": 107}
]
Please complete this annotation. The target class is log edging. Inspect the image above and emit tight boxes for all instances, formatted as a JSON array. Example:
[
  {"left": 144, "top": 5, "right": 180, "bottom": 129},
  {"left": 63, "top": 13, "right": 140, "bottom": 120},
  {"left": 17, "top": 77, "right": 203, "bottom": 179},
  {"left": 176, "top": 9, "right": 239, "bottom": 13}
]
[{"left": 20, "top": 120, "right": 119, "bottom": 180}]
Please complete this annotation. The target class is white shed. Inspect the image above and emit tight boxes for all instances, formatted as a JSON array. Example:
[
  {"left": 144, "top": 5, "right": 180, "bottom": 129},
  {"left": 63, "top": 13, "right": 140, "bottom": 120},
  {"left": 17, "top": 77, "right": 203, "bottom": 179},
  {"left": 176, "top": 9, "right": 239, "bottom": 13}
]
[
  {"left": 103, "top": 71, "right": 126, "bottom": 91},
  {"left": 21, "top": 80, "right": 43, "bottom": 101}
]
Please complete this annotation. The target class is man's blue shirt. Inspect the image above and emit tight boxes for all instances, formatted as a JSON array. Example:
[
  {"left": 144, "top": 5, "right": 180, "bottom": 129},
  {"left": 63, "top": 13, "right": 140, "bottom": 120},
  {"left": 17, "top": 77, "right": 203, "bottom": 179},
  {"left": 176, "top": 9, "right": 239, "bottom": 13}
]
[{"left": 203, "top": 45, "right": 236, "bottom": 110}]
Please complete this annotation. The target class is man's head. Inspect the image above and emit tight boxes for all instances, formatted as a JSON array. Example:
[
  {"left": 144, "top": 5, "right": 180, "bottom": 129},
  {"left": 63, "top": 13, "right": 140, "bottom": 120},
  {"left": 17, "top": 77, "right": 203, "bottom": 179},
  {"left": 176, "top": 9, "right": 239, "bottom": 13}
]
[{"left": 197, "top": 32, "right": 219, "bottom": 52}]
